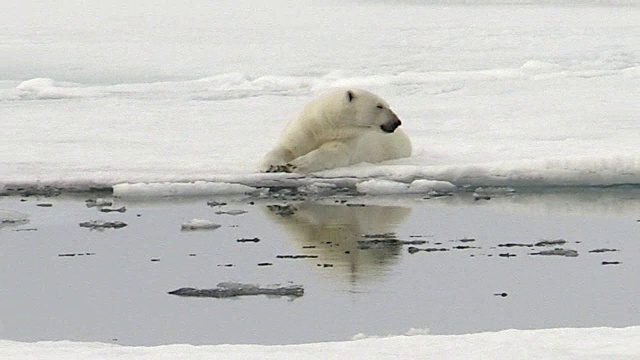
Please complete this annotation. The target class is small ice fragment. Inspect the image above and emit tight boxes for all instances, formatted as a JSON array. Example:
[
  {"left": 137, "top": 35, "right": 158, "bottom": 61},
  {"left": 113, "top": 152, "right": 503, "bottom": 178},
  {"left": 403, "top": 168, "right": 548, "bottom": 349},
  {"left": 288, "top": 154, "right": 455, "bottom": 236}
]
[
  {"left": 180, "top": 219, "right": 222, "bottom": 231},
  {"left": 99, "top": 206, "right": 126, "bottom": 213},
  {"left": 79, "top": 220, "right": 127, "bottom": 229},
  {"left": 588, "top": 248, "right": 619, "bottom": 253},
  {"left": 237, "top": 237, "right": 260, "bottom": 243},
  {"left": 601, "top": 261, "right": 621, "bottom": 265},
  {"left": 498, "top": 243, "right": 533, "bottom": 247},
  {"left": 168, "top": 282, "right": 304, "bottom": 298},
  {"left": 535, "top": 239, "right": 567, "bottom": 247},
  {"left": 406, "top": 247, "right": 449, "bottom": 254},
  {"left": 206, "top": 201, "right": 227, "bottom": 207},
  {"left": 276, "top": 254, "right": 318, "bottom": 259},
  {"left": 530, "top": 248, "right": 578, "bottom": 257},
  {"left": 214, "top": 209, "right": 247, "bottom": 216}
]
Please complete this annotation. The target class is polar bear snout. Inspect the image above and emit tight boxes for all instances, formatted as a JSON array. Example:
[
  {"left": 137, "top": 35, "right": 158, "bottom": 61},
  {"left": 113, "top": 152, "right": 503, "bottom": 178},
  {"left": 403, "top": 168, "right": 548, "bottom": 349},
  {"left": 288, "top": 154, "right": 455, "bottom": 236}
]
[{"left": 380, "top": 113, "right": 402, "bottom": 133}]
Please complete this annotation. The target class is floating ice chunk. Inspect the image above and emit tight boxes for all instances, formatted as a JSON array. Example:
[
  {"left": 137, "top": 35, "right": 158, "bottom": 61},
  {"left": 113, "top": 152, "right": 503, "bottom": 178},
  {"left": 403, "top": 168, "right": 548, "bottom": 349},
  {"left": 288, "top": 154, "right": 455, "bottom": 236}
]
[
  {"left": 530, "top": 248, "right": 579, "bottom": 257},
  {"left": 180, "top": 219, "right": 221, "bottom": 231},
  {"left": 99, "top": 206, "right": 126, "bottom": 213},
  {"left": 407, "top": 246, "right": 449, "bottom": 254},
  {"left": 168, "top": 282, "right": 304, "bottom": 298},
  {"left": 214, "top": 209, "right": 247, "bottom": 216},
  {"left": 206, "top": 201, "right": 227, "bottom": 207},
  {"left": 589, "top": 248, "right": 619, "bottom": 253},
  {"left": 534, "top": 239, "right": 567, "bottom": 247},
  {"left": 79, "top": 220, "right": 127, "bottom": 229}
]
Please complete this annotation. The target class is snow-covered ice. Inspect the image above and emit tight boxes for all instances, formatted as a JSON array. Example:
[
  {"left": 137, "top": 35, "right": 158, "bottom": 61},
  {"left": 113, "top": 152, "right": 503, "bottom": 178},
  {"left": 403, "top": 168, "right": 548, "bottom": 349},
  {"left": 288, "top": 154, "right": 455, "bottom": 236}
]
[
  {"left": 1, "top": 0, "right": 638, "bottom": 195},
  {"left": 1, "top": 0, "right": 639, "bottom": 357}
]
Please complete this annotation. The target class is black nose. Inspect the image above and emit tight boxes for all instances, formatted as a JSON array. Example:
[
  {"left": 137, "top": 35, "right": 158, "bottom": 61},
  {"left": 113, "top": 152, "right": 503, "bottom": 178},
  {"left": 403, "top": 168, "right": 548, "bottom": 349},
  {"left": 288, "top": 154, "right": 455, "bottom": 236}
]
[{"left": 380, "top": 119, "right": 401, "bottom": 133}]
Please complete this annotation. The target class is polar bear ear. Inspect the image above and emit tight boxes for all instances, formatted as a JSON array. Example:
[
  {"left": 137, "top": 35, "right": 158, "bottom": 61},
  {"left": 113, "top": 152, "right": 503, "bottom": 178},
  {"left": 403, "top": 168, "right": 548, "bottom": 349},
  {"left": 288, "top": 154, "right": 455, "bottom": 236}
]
[{"left": 345, "top": 90, "right": 355, "bottom": 103}]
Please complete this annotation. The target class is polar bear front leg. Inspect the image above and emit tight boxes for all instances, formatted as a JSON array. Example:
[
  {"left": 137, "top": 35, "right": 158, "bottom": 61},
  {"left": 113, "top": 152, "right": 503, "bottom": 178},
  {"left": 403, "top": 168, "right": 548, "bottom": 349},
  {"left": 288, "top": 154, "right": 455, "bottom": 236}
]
[
  {"left": 259, "top": 146, "right": 296, "bottom": 172},
  {"left": 288, "top": 141, "right": 352, "bottom": 173}
]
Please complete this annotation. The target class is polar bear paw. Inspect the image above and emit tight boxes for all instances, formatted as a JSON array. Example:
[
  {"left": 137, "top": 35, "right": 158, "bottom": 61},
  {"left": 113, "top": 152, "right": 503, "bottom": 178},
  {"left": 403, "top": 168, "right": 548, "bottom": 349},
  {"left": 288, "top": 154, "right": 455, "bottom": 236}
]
[{"left": 265, "top": 163, "right": 297, "bottom": 173}]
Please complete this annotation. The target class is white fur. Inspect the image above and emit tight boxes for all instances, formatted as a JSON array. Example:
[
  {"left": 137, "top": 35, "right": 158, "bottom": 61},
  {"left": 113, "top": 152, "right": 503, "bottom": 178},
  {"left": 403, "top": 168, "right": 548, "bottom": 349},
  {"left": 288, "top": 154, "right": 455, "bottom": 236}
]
[{"left": 259, "top": 88, "right": 412, "bottom": 173}]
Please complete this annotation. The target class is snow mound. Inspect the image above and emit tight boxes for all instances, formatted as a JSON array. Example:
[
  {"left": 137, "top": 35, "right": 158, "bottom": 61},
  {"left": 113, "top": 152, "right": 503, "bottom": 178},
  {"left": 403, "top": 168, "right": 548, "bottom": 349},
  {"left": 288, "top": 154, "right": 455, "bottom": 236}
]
[{"left": 15, "top": 78, "right": 96, "bottom": 100}]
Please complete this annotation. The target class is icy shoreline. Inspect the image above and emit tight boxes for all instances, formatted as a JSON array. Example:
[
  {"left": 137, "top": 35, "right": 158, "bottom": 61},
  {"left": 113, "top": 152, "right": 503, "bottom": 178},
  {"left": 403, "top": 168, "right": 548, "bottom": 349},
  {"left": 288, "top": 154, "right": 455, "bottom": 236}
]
[
  {"left": 2, "top": 326, "right": 639, "bottom": 360},
  {"left": 2, "top": 159, "right": 639, "bottom": 198}
]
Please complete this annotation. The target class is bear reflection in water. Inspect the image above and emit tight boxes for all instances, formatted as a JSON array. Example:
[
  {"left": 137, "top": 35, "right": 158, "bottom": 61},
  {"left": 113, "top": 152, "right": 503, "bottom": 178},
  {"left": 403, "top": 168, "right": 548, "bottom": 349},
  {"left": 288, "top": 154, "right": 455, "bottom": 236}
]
[{"left": 263, "top": 202, "right": 411, "bottom": 283}]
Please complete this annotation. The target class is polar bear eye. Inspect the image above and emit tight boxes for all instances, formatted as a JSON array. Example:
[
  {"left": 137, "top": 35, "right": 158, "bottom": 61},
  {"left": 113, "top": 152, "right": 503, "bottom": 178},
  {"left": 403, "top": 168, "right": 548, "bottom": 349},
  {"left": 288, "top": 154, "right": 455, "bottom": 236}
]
[{"left": 376, "top": 104, "right": 384, "bottom": 109}]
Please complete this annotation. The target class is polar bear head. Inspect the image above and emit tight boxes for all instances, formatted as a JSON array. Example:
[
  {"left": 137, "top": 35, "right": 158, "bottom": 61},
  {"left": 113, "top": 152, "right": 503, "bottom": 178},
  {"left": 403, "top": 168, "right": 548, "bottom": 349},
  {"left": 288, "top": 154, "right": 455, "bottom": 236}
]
[{"left": 340, "top": 88, "right": 402, "bottom": 134}]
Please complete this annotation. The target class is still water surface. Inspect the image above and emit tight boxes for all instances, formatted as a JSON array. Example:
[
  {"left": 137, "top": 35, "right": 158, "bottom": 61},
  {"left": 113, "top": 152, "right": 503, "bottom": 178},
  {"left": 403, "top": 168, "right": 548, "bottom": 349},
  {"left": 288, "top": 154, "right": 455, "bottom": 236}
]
[{"left": 1, "top": 188, "right": 638, "bottom": 345}]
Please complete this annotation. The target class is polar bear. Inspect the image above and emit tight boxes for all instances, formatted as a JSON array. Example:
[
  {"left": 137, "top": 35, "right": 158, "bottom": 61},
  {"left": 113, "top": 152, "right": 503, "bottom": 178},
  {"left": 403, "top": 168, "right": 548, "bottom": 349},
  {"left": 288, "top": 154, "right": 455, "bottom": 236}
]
[{"left": 259, "top": 88, "right": 412, "bottom": 173}]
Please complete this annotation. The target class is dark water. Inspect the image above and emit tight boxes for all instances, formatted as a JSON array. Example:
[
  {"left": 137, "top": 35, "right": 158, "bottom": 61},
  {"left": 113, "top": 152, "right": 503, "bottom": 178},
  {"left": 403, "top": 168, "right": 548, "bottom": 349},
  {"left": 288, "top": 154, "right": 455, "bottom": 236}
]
[{"left": 1, "top": 188, "right": 638, "bottom": 346}]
